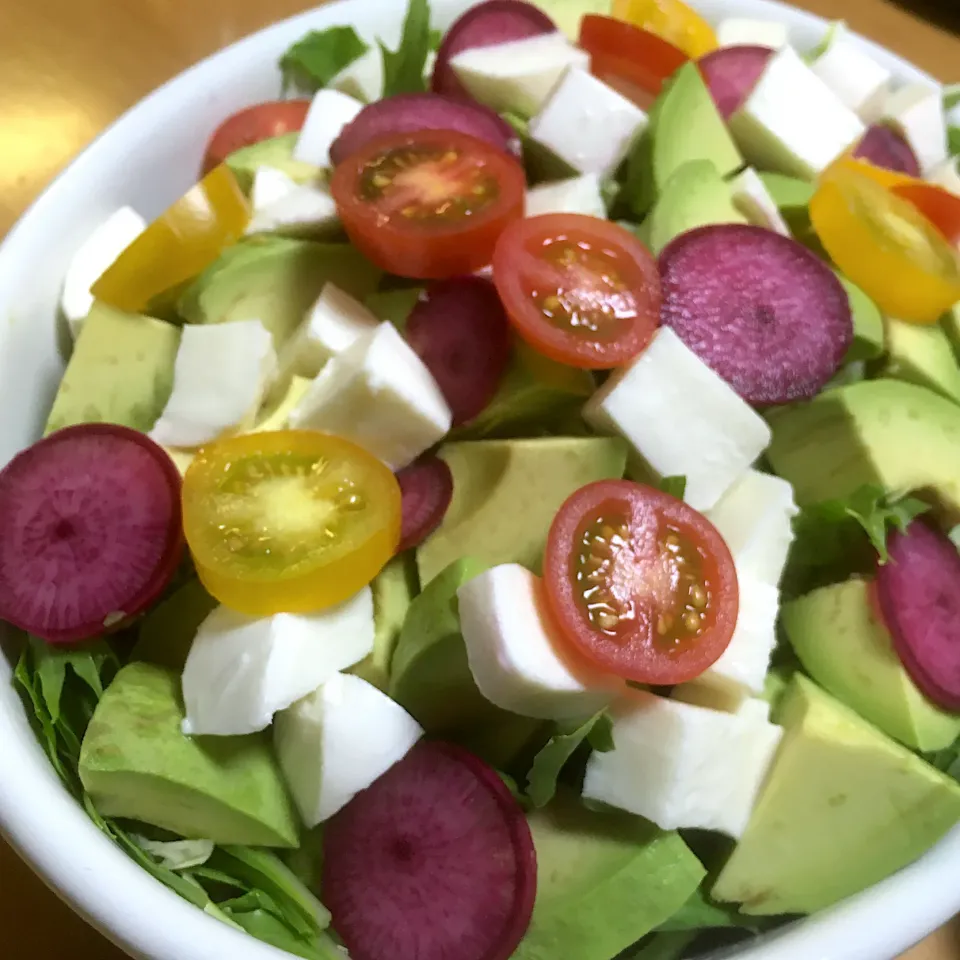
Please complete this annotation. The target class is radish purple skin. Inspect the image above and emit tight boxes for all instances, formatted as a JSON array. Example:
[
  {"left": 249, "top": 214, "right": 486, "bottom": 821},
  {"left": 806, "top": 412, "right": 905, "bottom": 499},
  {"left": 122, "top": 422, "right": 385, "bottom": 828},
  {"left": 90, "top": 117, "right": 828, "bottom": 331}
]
[
  {"left": 658, "top": 224, "right": 853, "bottom": 405},
  {"left": 0, "top": 424, "right": 183, "bottom": 644},
  {"left": 853, "top": 124, "right": 921, "bottom": 177},
  {"left": 322, "top": 740, "right": 537, "bottom": 960},
  {"left": 876, "top": 520, "right": 960, "bottom": 711},
  {"left": 432, "top": 0, "right": 556, "bottom": 100},
  {"left": 329, "top": 93, "right": 521, "bottom": 165},
  {"left": 697, "top": 45, "right": 773, "bottom": 119},
  {"left": 396, "top": 456, "right": 454, "bottom": 552}
]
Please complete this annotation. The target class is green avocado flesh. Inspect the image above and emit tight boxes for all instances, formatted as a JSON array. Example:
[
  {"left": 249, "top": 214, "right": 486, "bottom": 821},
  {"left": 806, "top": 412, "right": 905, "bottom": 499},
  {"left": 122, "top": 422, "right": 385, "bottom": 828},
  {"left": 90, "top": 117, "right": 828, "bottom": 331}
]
[
  {"left": 882, "top": 317, "right": 960, "bottom": 405},
  {"left": 131, "top": 579, "right": 218, "bottom": 671},
  {"left": 838, "top": 275, "right": 884, "bottom": 363},
  {"left": 225, "top": 132, "right": 322, "bottom": 192}
]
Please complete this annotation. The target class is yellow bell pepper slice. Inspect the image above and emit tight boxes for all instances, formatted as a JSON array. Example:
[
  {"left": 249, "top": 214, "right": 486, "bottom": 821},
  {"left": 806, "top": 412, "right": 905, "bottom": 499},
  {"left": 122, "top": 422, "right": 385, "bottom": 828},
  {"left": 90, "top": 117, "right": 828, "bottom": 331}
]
[{"left": 611, "top": 0, "right": 718, "bottom": 57}]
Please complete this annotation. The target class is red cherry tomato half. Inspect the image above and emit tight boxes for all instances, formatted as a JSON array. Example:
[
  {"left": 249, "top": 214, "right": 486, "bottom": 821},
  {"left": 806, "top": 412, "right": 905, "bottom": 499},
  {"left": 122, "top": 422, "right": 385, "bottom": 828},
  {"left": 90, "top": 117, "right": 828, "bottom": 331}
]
[
  {"left": 579, "top": 15, "right": 688, "bottom": 110},
  {"left": 892, "top": 182, "right": 960, "bottom": 247},
  {"left": 543, "top": 480, "right": 738, "bottom": 685},
  {"left": 492, "top": 214, "right": 661, "bottom": 369},
  {"left": 202, "top": 100, "right": 312, "bottom": 175},
  {"left": 330, "top": 128, "right": 525, "bottom": 279}
]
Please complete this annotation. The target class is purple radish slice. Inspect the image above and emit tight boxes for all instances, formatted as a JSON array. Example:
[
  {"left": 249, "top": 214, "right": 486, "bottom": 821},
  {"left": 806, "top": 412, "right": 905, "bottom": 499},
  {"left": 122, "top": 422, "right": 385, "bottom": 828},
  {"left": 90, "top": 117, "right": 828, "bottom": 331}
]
[
  {"left": 322, "top": 740, "right": 537, "bottom": 960},
  {"left": 697, "top": 45, "right": 773, "bottom": 119},
  {"left": 658, "top": 224, "right": 852, "bottom": 405},
  {"left": 396, "top": 456, "right": 454, "bottom": 552},
  {"left": 0, "top": 424, "right": 183, "bottom": 644},
  {"left": 853, "top": 123, "right": 921, "bottom": 177},
  {"left": 433, "top": 0, "right": 556, "bottom": 100},
  {"left": 404, "top": 276, "right": 511, "bottom": 426},
  {"left": 329, "top": 93, "right": 521, "bottom": 165},
  {"left": 876, "top": 520, "right": 960, "bottom": 710}
]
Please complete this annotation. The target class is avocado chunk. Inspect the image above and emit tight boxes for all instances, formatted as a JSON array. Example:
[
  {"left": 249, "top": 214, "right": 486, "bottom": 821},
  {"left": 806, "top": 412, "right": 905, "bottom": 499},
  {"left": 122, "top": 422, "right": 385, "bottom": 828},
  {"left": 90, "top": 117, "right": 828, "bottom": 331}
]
[
  {"left": 838, "top": 275, "right": 884, "bottom": 362},
  {"left": 131, "top": 578, "right": 219, "bottom": 671},
  {"left": 45, "top": 301, "right": 180, "bottom": 436},
  {"left": 225, "top": 132, "right": 322, "bottom": 193},
  {"left": 782, "top": 578, "right": 960, "bottom": 751},
  {"left": 79, "top": 662, "right": 298, "bottom": 847},
  {"left": 417, "top": 437, "right": 627, "bottom": 585},
  {"left": 711, "top": 674, "right": 960, "bottom": 915},
  {"left": 514, "top": 790, "right": 706, "bottom": 960},
  {"left": 882, "top": 317, "right": 960, "bottom": 405},
  {"left": 177, "top": 237, "right": 381, "bottom": 349},
  {"left": 766, "top": 379, "right": 960, "bottom": 513}
]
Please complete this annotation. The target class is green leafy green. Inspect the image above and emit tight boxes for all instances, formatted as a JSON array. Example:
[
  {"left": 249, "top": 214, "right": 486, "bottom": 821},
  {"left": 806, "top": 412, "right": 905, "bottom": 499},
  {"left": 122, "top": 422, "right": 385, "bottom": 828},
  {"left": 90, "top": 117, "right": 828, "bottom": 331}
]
[
  {"left": 279, "top": 26, "right": 369, "bottom": 93},
  {"left": 659, "top": 476, "right": 687, "bottom": 499},
  {"left": 380, "top": 0, "right": 433, "bottom": 97},
  {"left": 949, "top": 127, "right": 960, "bottom": 158},
  {"left": 926, "top": 738, "right": 960, "bottom": 783},
  {"left": 525, "top": 711, "right": 613, "bottom": 807},
  {"left": 944, "top": 84, "right": 960, "bottom": 112},
  {"left": 619, "top": 930, "right": 697, "bottom": 960}
]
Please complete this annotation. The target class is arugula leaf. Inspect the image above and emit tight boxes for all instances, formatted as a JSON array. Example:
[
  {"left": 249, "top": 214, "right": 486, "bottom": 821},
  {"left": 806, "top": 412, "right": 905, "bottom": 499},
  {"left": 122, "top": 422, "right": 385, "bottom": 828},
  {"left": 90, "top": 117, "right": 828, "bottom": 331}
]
[
  {"left": 279, "top": 26, "right": 369, "bottom": 93},
  {"left": 925, "top": 738, "right": 960, "bottom": 782},
  {"left": 619, "top": 931, "right": 697, "bottom": 960},
  {"left": 429, "top": 27, "right": 444, "bottom": 50},
  {"left": 944, "top": 84, "right": 960, "bottom": 112},
  {"left": 526, "top": 711, "right": 612, "bottom": 807},
  {"left": 380, "top": 0, "right": 432, "bottom": 97},
  {"left": 659, "top": 475, "right": 687, "bottom": 499},
  {"left": 949, "top": 127, "right": 960, "bottom": 159}
]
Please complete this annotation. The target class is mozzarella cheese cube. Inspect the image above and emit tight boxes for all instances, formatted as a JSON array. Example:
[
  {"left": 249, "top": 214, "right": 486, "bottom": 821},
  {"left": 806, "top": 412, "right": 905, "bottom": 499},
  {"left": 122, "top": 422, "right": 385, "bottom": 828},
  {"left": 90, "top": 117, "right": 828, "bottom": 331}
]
[
  {"left": 245, "top": 182, "right": 339, "bottom": 236},
  {"left": 716, "top": 18, "right": 789, "bottom": 49},
  {"left": 149, "top": 320, "right": 276, "bottom": 448},
  {"left": 810, "top": 37, "right": 891, "bottom": 121},
  {"left": 583, "top": 691, "right": 783, "bottom": 837},
  {"left": 529, "top": 68, "right": 648, "bottom": 178},
  {"left": 729, "top": 46, "right": 865, "bottom": 179},
  {"left": 729, "top": 167, "right": 791, "bottom": 236},
  {"left": 525, "top": 174, "right": 606, "bottom": 218},
  {"left": 293, "top": 89, "right": 364, "bottom": 167},
  {"left": 289, "top": 322, "right": 451, "bottom": 470},
  {"left": 458, "top": 564, "right": 622, "bottom": 720},
  {"left": 330, "top": 48, "right": 384, "bottom": 103},
  {"left": 274, "top": 673, "right": 422, "bottom": 826},
  {"left": 61, "top": 206, "right": 147, "bottom": 337},
  {"left": 450, "top": 32, "right": 589, "bottom": 118},
  {"left": 251, "top": 166, "right": 300, "bottom": 211},
  {"left": 181, "top": 588, "right": 375, "bottom": 736},
  {"left": 929, "top": 157, "right": 960, "bottom": 197},
  {"left": 583, "top": 328, "right": 771, "bottom": 511},
  {"left": 881, "top": 83, "right": 948, "bottom": 174}
]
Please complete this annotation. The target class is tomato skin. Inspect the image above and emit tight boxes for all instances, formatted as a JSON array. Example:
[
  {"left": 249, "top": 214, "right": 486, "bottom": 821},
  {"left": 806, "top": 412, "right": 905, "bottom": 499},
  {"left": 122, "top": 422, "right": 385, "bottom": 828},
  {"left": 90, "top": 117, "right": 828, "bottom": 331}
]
[
  {"left": 202, "top": 100, "right": 311, "bottom": 174},
  {"left": 892, "top": 183, "right": 960, "bottom": 246},
  {"left": 492, "top": 214, "right": 661, "bottom": 370},
  {"left": 330, "top": 129, "right": 525, "bottom": 280},
  {"left": 611, "top": 0, "right": 718, "bottom": 57},
  {"left": 543, "top": 480, "right": 738, "bottom": 685}
]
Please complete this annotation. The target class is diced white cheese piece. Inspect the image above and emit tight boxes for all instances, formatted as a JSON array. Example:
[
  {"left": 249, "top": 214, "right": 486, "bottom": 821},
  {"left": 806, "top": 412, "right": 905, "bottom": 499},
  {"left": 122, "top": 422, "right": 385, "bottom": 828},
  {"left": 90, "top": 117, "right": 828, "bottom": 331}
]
[
  {"left": 149, "top": 320, "right": 276, "bottom": 448},
  {"left": 181, "top": 588, "right": 375, "bottom": 736},
  {"left": 729, "top": 46, "right": 865, "bottom": 179},
  {"left": 729, "top": 168, "right": 791, "bottom": 236},
  {"left": 274, "top": 673, "right": 423, "bottom": 826},
  {"left": 706, "top": 468, "right": 798, "bottom": 585},
  {"left": 881, "top": 83, "right": 948, "bottom": 175},
  {"left": 810, "top": 37, "right": 891, "bottom": 121},
  {"left": 529, "top": 68, "right": 648, "bottom": 178},
  {"left": 458, "top": 564, "right": 622, "bottom": 720},
  {"left": 582, "top": 691, "right": 783, "bottom": 837},
  {"left": 525, "top": 174, "right": 606, "bottom": 219},
  {"left": 61, "top": 206, "right": 147, "bottom": 338},
  {"left": 245, "top": 182, "right": 339, "bottom": 236},
  {"left": 293, "top": 89, "right": 363, "bottom": 167},
  {"left": 716, "top": 18, "right": 789, "bottom": 49},
  {"left": 289, "top": 322, "right": 451, "bottom": 470},
  {"left": 450, "top": 32, "right": 589, "bottom": 118},
  {"left": 929, "top": 157, "right": 960, "bottom": 197},
  {"left": 251, "top": 166, "right": 300, "bottom": 211},
  {"left": 330, "top": 48, "right": 383, "bottom": 104},
  {"left": 583, "top": 328, "right": 771, "bottom": 511}
]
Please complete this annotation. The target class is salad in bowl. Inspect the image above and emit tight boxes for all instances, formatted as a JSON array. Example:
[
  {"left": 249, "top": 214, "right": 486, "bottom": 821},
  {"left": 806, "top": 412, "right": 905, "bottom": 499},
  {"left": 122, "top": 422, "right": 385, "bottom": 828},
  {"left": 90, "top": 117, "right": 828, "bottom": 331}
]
[{"left": 3, "top": 0, "right": 960, "bottom": 958}]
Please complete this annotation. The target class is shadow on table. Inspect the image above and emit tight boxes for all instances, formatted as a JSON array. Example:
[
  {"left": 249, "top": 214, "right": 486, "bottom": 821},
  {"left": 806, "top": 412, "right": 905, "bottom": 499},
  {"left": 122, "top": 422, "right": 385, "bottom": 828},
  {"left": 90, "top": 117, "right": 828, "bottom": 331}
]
[{"left": 888, "top": 0, "right": 960, "bottom": 35}]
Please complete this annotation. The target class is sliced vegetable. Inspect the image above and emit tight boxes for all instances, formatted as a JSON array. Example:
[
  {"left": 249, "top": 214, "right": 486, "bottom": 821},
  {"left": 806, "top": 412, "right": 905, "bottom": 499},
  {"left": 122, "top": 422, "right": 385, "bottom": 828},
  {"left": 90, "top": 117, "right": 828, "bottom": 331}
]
[
  {"left": 611, "top": 0, "right": 718, "bottom": 57},
  {"left": 853, "top": 123, "right": 921, "bottom": 177},
  {"left": 279, "top": 26, "right": 369, "bottom": 93},
  {"left": 697, "top": 45, "right": 772, "bottom": 119},
  {"left": 891, "top": 182, "right": 960, "bottom": 246},
  {"left": 395, "top": 456, "right": 454, "bottom": 552},
  {"left": 202, "top": 102, "right": 312, "bottom": 175},
  {"left": 380, "top": 0, "right": 434, "bottom": 97}
]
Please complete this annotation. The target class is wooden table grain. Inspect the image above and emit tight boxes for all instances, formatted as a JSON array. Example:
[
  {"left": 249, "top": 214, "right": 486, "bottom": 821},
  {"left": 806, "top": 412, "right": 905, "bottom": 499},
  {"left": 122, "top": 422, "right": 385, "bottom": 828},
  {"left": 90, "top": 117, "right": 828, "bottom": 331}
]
[{"left": 0, "top": 0, "right": 958, "bottom": 957}]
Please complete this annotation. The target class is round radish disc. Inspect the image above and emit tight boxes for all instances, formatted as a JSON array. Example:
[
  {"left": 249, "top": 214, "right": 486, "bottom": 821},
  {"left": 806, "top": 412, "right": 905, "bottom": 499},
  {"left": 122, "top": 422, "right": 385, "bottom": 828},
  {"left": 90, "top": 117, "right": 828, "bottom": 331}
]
[
  {"left": 322, "top": 740, "right": 537, "bottom": 960},
  {"left": 697, "top": 45, "right": 773, "bottom": 119},
  {"left": 659, "top": 224, "right": 852, "bottom": 405},
  {"left": 330, "top": 93, "right": 521, "bottom": 165},
  {"left": 0, "top": 424, "right": 183, "bottom": 643},
  {"left": 876, "top": 520, "right": 960, "bottom": 710},
  {"left": 853, "top": 123, "right": 921, "bottom": 177},
  {"left": 433, "top": 0, "right": 556, "bottom": 100},
  {"left": 396, "top": 457, "right": 454, "bottom": 552},
  {"left": 404, "top": 276, "right": 511, "bottom": 425}
]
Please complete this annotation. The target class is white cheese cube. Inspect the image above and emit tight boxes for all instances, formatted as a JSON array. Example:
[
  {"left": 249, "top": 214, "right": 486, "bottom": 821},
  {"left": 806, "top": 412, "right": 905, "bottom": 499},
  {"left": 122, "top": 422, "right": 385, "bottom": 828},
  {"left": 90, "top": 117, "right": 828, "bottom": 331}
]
[
  {"left": 583, "top": 691, "right": 783, "bottom": 837},
  {"left": 450, "top": 32, "right": 589, "bottom": 118},
  {"left": 251, "top": 166, "right": 300, "bottom": 211},
  {"left": 529, "top": 68, "right": 648, "bottom": 178},
  {"left": 810, "top": 37, "right": 891, "bottom": 121},
  {"left": 274, "top": 673, "right": 423, "bottom": 825},
  {"left": 149, "top": 320, "right": 276, "bottom": 448},
  {"left": 289, "top": 322, "right": 451, "bottom": 470},
  {"left": 583, "top": 328, "right": 771, "bottom": 511},
  {"left": 181, "top": 588, "right": 375, "bottom": 736},
  {"left": 330, "top": 48, "right": 384, "bottom": 104},
  {"left": 881, "top": 83, "right": 948, "bottom": 175},
  {"left": 61, "top": 207, "right": 147, "bottom": 338},
  {"left": 525, "top": 174, "right": 606, "bottom": 219},
  {"left": 245, "top": 182, "right": 339, "bottom": 236},
  {"left": 293, "top": 89, "right": 364, "bottom": 167},
  {"left": 458, "top": 564, "right": 622, "bottom": 720},
  {"left": 729, "top": 168, "right": 791, "bottom": 236},
  {"left": 729, "top": 46, "right": 865, "bottom": 179},
  {"left": 716, "top": 18, "right": 789, "bottom": 49},
  {"left": 929, "top": 157, "right": 960, "bottom": 197}
]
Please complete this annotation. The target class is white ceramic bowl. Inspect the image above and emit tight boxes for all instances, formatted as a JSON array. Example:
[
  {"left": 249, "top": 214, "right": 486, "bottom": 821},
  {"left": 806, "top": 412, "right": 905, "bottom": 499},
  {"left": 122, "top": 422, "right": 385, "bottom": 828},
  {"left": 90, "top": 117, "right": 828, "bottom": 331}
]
[{"left": 0, "top": 1, "right": 956, "bottom": 958}]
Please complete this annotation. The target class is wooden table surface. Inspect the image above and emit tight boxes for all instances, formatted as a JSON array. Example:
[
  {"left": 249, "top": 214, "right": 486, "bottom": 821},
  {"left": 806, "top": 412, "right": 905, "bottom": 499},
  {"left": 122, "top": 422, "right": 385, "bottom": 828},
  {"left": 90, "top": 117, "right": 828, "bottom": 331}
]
[{"left": 1, "top": 0, "right": 959, "bottom": 957}]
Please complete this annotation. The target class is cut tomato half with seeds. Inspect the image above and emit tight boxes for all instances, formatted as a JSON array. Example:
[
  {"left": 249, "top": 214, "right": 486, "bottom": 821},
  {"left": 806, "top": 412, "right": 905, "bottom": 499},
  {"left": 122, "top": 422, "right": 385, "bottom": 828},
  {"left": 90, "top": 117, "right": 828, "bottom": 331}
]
[{"left": 543, "top": 479, "right": 738, "bottom": 685}]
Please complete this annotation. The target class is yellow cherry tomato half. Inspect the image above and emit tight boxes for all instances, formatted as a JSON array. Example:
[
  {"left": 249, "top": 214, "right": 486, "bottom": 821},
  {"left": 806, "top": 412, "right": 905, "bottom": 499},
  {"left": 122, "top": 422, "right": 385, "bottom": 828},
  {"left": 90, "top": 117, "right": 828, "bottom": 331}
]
[
  {"left": 611, "top": 0, "right": 717, "bottom": 57},
  {"left": 91, "top": 164, "right": 249, "bottom": 313},
  {"left": 182, "top": 431, "right": 401, "bottom": 616},
  {"left": 810, "top": 158, "right": 960, "bottom": 325}
]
